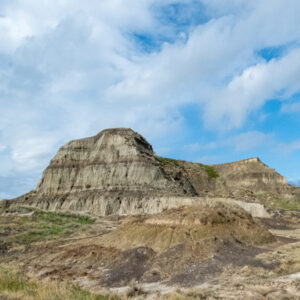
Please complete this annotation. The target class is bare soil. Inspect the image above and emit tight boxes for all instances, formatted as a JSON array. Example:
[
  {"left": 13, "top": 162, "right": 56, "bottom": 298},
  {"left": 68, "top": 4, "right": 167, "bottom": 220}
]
[{"left": 0, "top": 204, "right": 300, "bottom": 299}]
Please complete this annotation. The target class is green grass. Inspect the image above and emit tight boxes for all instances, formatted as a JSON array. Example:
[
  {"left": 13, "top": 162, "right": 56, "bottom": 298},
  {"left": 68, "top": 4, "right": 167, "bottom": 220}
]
[
  {"left": 204, "top": 165, "right": 219, "bottom": 179},
  {"left": 0, "top": 268, "right": 37, "bottom": 294},
  {"left": 11, "top": 225, "right": 65, "bottom": 245},
  {"left": 0, "top": 267, "right": 117, "bottom": 300},
  {"left": 69, "top": 285, "right": 115, "bottom": 300},
  {"left": 3, "top": 210, "right": 94, "bottom": 246},
  {"left": 196, "top": 163, "right": 219, "bottom": 179},
  {"left": 156, "top": 156, "right": 180, "bottom": 167},
  {"left": 157, "top": 156, "right": 220, "bottom": 179},
  {"left": 35, "top": 211, "right": 93, "bottom": 225}
]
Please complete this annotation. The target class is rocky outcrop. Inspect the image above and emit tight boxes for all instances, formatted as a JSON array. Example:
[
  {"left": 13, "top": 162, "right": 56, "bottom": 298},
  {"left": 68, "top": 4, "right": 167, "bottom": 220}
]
[
  {"left": 8, "top": 129, "right": 194, "bottom": 215},
  {"left": 36, "top": 128, "right": 195, "bottom": 197},
  {"left": 4, "top": 128, "right": 293, "bottom": 216},
  {"left": 215, "top": 158, "right": 292, "bottom": 199}
]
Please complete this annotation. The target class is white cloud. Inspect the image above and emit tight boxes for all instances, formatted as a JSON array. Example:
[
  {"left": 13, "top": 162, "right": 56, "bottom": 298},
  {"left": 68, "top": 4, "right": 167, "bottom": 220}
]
[
  {"left": 11, "top": 135, "right": 58, "bottom": 171},
  {"left": 205, "top": 49, "right": 300, "bottom": 128},
  {"left": 183, "top": 131, "right": 274, "bottom": 154},
  {"left": 230, "top": 131, "right": 274, "bottom": 152},
  {"left": 195, "top": 155, "right": 220, "bottom": 165},
  {"left": 1, "top": 1, "right": 300, "bottom": 197},
  {"left": 278, "top": 139, "right": 300, "bottom": 153},
  {"left": 281, "top": 102, "right": 300, "bottom": 114},
  {"left": 0, "top": 192, "right": 10, "bottom": 200}
]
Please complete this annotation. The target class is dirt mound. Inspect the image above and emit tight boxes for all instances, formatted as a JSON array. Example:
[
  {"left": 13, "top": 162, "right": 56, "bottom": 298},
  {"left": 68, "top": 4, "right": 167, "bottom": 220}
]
[
  {"left": 101, "top": 201, "right": 275, "bottom": 252},
  {"left": 2, "top": 204, "right": 297, "bottom": 294}
]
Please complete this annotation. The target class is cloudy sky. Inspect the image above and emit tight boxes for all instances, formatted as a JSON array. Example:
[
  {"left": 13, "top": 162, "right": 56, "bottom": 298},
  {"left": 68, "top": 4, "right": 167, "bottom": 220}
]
[{"left": 1, "top": 0, "right": 300, "bottom": 198}]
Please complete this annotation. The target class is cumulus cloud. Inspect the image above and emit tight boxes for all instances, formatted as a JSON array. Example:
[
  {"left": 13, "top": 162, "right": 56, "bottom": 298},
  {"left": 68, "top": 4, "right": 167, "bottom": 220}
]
[
  {"left": 278, "top": 139, "right": 300, "bottom": 153},
  {"left": 230, "top": 131, "right": 274, "bottom": 152},
  {"left": 183, "top": 131, "right": 274, "bottom": 154},
  {"left": 11, "top": 135, "right": 58, "bottom": 171},
  {"left": 281, "top": 101, "right": 300, "bottom": 114},
  {"left": 1, "top": 0, "right": 300, "bottom": 197},
  {"left": 205, "top": 49, "right": 300, "bottom": 128}
]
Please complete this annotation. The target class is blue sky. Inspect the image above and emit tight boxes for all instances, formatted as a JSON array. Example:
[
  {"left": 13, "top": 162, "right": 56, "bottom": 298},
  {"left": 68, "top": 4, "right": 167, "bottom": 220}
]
[{"left": 1, "top": 0, "right": 300, "bottom": 199}]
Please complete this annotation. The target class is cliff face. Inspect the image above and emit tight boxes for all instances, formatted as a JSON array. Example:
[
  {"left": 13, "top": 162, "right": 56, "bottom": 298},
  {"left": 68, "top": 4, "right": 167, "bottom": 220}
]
[
  {"left": 36, "top": 128, "right": 191, "bottom": 197},
  {"left": 214, "top": 158, "right": 292, "bottom": 199},
  {"left": 11, "top": 128, "right": 197, "bottom": 215},
  {"left": 4, "top": 128, "right": 293, "bottom": 216}
]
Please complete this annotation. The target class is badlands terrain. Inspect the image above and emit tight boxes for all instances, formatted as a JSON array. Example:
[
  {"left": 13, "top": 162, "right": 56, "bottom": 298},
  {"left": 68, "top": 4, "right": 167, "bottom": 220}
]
[{"left": 0, "top": 128, "right": 300, "bottom": 299}]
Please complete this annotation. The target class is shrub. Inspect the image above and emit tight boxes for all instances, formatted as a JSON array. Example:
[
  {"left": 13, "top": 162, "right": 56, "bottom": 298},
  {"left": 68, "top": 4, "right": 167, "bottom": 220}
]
[{"left": 204, "top": 165, "right": 219, "bottom": 179}]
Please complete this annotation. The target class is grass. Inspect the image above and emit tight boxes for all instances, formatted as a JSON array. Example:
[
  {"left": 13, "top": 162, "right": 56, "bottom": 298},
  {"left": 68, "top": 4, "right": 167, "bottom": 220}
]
[
  {"left": 196, "top": 163, "right": 219, "bottom": 179},
  {"left": 203, "top": 165, "right": 219, "bottom": 179},
  {"left": 1, "top": 210, "right": 94, "bottom": 246},
  {"left": 156, "top": 156, "right": 180, "bottom": 167},
  {"left": 256, "top": 193, "right": 300, "bottom": 210},
  {"left": 0, "top": 266, "right": 117, "bottom": 300},
  {"left": 156, "top": 156, "right": 220, "bottom": 179},
  {"left": 35, "top": 211, "right": 93, "bottom": 225},
  {"left": 0, "top": 268, "right": 37, "bottom": 294}
]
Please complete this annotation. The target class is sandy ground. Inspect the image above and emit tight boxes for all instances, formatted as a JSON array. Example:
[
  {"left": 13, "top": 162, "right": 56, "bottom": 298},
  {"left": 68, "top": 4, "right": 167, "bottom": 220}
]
[{"left": 0, "top": 206, "right": 299, "bottom": 299}]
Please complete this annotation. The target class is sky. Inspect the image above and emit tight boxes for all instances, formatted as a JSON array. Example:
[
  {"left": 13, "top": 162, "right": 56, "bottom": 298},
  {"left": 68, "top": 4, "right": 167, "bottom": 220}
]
[{"left": 1, "top": 0, "right": 300, "bottom": 199}]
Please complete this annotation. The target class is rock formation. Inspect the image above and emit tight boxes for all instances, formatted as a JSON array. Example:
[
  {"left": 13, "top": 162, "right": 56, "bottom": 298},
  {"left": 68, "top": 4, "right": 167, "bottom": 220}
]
[
  {"left": 215, "top": 157, "right": 292, "bottom": 197},
  {"left": 101, "top": 201, "right": 275, "bottom": 252},
  {"left": 3, "top": 128, "right": 293, "bottom": 216}
]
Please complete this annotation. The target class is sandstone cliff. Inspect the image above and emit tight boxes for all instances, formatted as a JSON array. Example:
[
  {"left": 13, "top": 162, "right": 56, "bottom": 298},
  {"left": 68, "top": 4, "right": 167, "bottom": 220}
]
[
  {"left": 3, "top": 128, "right": 294, "bottom": 215},
  {"left": 214, "top": 157, "right": 292, "bottom": 200}
]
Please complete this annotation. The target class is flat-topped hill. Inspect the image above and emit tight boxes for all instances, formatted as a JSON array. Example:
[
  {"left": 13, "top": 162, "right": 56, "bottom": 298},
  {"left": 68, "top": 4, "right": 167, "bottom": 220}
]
[
  {"left": 215, "top": 157, "right": 291, "bottom": 195},
  {"left": 2, "top": 128, "right": 295, "bottom": 215}
]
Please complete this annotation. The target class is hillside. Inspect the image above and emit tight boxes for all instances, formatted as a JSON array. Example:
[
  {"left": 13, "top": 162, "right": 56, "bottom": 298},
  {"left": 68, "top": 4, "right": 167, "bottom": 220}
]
[
  {"left": 2, "top": 128, "right": 297, "bottom": 215},
  {"left": 1, "top": 128, "right": 300, "bottom": 299}
]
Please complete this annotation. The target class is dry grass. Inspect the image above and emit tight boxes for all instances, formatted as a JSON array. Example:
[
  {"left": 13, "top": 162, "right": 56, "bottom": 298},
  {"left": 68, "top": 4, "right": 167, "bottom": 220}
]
[
  {"left": 256, "top": 193, "right": 300, "bottom": 210},
  {"left": 162, "top": 289, "right": 209, "bottom": 300},
  {"left": 0, "top": 265, "right": 118, "bottom": 300},
  {"left": 125, "top": 280, "right": 147, "bottom": 298}
]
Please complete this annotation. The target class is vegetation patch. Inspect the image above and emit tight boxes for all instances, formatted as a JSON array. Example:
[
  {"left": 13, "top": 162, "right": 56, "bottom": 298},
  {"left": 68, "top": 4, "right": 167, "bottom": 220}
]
[
  {"left": 204, "top": 165, "right": 219, "bottom": 179},
  {"left": 156, "top": 156, "right": 180, "bottom": 167},
  {"left": 195, "top": 163, "right": 219, "bottom": 179},
  {"left": 0, "top": 267, "right": 37, "bottom": 294},
  {"left": 157, "top": 156, "right": 219, "bottom": 179},
  {"left": 1, "top": 210, "right": 94, "bottom": 246},
  {"left": 0, "top": 266, "right": 116, "bottom": 300},
  {"left": 256, "top": 193, "right": 300, "bottom": 210},
  {"left": 34, "top": 211, "right": 93, "bottom": 225}
]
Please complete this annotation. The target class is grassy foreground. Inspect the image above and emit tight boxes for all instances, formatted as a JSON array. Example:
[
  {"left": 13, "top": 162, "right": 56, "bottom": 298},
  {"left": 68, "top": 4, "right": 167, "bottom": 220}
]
[{"left": 0, "top": 266, "right": 117, "bottom": 300}]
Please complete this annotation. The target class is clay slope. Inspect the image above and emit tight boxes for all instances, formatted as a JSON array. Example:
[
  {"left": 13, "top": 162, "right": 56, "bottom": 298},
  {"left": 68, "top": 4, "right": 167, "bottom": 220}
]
[
  {"left": 215, "top": 157, "right": 292, "bottom": 197},
  {"left": 100, "top": 200, "right": 275, "bottom": 252},
  {"left": 3, "top": 128, "right": 294, "bottom": 215},
  {"left": 12, "top": 201, "right": 275, "bottom": 288}
]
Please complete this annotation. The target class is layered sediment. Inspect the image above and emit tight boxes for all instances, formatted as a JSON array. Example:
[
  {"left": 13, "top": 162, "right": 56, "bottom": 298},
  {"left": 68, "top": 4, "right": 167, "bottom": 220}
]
[
  {"left": 215, "top": 158, "right": 292, "bottom": 197},
  {"left": 3, "top": 128, "right": 293, "bottom": 216}
]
